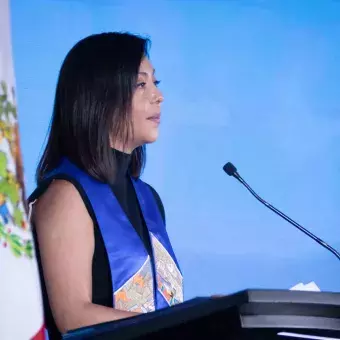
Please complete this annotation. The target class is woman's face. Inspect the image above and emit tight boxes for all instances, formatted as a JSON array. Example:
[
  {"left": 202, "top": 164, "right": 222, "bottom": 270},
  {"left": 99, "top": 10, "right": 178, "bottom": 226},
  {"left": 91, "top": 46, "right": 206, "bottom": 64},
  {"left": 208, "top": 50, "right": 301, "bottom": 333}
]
[{"left": 130, "top": 57, "right": 163, "bottom": 149}]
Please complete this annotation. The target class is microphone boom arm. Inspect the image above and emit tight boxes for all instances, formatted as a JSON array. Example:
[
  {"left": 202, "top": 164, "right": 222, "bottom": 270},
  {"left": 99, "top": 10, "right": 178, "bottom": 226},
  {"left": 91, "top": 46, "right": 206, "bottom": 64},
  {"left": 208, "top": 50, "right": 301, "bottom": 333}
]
[{"left": 233, "top": 172, "right": 340, "bottom": 261}]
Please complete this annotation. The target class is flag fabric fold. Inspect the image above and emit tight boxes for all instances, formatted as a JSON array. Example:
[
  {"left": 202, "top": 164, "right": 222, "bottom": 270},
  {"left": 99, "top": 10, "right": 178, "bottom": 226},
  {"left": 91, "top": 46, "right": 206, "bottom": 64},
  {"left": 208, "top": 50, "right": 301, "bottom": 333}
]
[{"left": 0, "top": 0, "right": 45, "bottom": 339}]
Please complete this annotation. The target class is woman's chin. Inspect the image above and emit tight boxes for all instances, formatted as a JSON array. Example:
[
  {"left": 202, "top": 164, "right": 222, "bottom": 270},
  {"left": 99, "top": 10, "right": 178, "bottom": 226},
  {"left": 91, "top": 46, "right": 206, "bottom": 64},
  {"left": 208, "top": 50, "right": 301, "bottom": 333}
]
[{"left": 143, "top": 131, "right": 159, "bottom": 144}]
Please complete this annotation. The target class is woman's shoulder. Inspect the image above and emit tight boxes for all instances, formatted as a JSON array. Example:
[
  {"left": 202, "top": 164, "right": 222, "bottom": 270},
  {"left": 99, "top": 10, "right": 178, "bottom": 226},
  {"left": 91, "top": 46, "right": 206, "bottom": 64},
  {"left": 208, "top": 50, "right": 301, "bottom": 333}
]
[
  {"left": 32, "top": 179, "right": 80, "bottom": 205},
  {"left": 32, "top": 179, "right": 90, "bottom": 227}
]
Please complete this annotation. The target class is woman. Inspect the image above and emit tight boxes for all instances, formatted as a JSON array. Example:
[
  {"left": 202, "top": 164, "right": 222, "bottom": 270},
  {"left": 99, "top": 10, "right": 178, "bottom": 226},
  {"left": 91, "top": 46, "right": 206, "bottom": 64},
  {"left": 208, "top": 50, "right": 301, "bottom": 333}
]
[{"left": 29, "top": 32, "right": 183, "bottom": 339}]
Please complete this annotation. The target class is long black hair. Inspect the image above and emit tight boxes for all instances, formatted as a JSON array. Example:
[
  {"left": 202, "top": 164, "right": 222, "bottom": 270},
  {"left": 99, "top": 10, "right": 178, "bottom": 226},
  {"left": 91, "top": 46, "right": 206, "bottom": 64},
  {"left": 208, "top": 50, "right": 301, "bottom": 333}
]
[{"left": 36, "top": 32, "right": 150, "bottom": 184}]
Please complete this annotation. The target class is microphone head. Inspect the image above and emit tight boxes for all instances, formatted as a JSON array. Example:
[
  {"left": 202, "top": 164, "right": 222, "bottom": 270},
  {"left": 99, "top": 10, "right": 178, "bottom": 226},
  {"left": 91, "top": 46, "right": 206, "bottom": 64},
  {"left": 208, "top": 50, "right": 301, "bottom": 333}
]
[{"left": 223, "top": 162, "right": 238, "bottom": 177}]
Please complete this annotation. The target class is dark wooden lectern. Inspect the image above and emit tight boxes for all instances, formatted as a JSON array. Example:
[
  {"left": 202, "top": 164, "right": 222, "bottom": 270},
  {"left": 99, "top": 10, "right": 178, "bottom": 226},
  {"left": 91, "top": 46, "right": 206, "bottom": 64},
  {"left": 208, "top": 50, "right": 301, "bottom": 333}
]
[{"left": 63, "top": 289, "right": 340, "bottom": 339}]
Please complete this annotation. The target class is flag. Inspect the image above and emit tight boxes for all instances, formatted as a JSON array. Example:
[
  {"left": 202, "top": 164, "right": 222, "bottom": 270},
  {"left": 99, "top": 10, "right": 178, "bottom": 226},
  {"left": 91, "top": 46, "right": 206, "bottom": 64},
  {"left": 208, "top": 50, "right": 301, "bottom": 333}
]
[{"left": 0, "top": 0, "right": 45, "bottom": 339}]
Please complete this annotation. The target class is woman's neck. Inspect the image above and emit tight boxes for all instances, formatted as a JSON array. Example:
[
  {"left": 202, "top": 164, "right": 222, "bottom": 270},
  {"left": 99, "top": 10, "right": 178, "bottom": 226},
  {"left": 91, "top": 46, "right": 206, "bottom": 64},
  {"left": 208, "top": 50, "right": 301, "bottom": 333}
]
[
  {"left": 111, "top": 141, "right": 135, "bottom": 155},
  {"left": 111, "top": 148, "right": 131, "bottom": 182}
]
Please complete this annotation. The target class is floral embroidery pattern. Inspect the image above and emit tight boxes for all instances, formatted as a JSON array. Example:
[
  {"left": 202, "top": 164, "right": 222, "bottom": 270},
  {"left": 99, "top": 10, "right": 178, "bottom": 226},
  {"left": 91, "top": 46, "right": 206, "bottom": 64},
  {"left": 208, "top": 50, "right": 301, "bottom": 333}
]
[
  {"left": 114, "top": 256, "right": 155, "bottom": 313},
  {"left": 150, "top": 233, "right": 183, "bottom": 306}
]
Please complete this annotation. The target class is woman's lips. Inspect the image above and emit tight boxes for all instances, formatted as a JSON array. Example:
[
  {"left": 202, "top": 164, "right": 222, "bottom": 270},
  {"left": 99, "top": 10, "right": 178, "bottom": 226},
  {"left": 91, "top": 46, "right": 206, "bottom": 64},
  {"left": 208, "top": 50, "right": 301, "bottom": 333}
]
[{"left": 147, "top": 114, "right": 161, "bottom": 124}]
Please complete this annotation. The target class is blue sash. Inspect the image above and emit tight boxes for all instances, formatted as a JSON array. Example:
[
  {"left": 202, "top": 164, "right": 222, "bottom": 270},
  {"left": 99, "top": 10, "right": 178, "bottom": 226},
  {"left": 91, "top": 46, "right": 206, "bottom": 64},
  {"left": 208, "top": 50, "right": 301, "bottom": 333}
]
[{"left": 47, "top": 158, "right": 183, "bottom": 312}]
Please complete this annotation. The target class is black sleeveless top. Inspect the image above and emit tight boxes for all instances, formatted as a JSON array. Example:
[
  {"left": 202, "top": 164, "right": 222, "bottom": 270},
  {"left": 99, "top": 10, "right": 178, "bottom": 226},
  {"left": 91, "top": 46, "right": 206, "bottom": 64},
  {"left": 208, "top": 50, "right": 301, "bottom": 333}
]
[{"left": 30, "top": 150, "right": 165, "bottom": 340}]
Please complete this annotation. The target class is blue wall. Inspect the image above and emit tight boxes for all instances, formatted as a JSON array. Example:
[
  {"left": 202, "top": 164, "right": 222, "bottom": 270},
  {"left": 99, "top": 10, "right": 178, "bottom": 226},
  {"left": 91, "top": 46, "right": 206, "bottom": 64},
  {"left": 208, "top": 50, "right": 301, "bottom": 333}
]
[{"left": 11, "top": 0, "right": 340, "bottom": 298}]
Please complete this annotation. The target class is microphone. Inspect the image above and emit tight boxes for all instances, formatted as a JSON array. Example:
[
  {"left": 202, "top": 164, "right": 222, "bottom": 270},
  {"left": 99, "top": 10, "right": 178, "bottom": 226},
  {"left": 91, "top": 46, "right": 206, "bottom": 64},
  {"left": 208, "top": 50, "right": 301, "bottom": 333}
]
[{"left": 223, "top": 162, "right": 340, "bottom": 261}]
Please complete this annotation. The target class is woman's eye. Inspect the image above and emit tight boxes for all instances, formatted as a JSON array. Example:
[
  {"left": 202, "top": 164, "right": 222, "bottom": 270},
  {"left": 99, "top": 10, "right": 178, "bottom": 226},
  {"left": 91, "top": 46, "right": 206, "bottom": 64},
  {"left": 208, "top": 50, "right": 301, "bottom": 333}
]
[
  {"left": 137, "top": 82, "right": 146, "bottom": 88},
  {"left": 136, "top": 80, "right": 161, "bottom": 88}
]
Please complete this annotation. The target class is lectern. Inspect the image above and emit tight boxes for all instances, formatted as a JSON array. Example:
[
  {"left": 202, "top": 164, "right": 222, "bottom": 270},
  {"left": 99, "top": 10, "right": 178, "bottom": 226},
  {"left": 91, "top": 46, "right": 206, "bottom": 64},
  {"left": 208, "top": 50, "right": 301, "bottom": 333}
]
[{"left": 63, "top": 290, "right": 340, "bottom": 339}]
